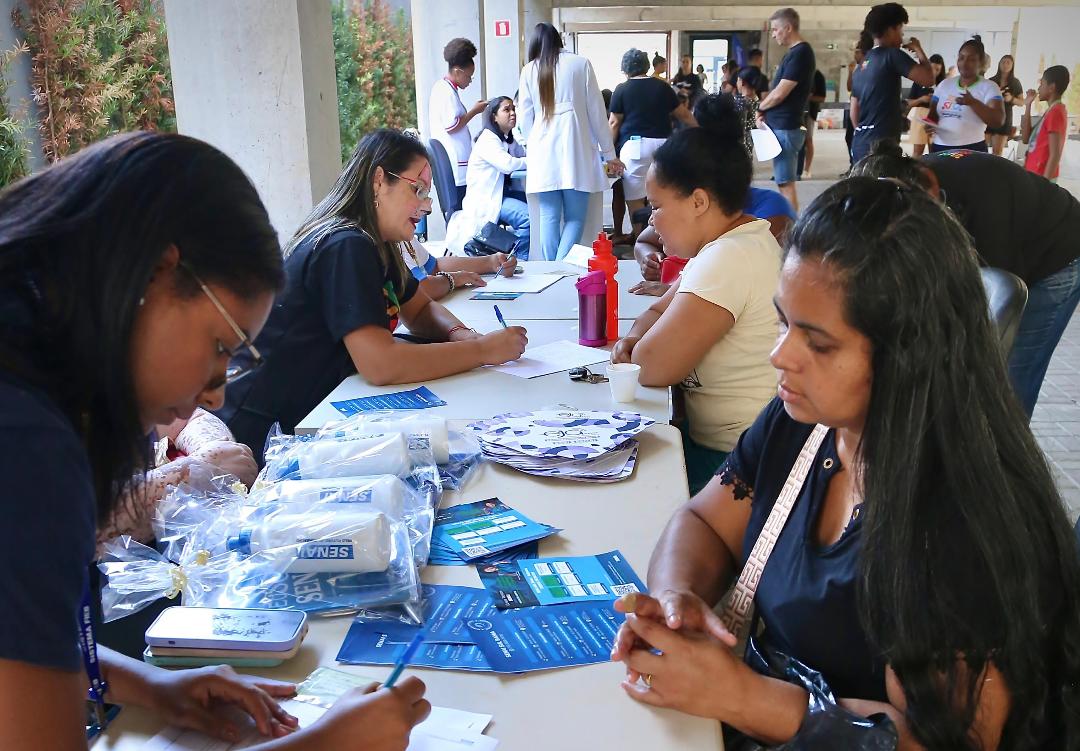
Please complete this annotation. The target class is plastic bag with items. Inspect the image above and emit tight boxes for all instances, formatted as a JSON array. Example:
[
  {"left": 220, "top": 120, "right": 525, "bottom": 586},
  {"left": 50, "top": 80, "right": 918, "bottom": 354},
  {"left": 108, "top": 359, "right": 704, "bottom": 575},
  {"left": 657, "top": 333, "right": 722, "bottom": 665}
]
[
  {"left": 723, "top": 636, "right": 898, "bottom": 751},
  {"left": 98, "top": 469, "right": 423, "bottom": 622},
  {"left": 313, "top": 412, "right": 483, "bottom": 490}
]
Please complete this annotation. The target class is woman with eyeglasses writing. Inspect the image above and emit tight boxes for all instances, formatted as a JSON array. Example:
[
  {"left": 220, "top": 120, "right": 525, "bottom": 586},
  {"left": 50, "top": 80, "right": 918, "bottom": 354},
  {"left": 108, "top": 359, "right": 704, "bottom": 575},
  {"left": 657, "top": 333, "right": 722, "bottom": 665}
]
[
  {"left": 0, "top": 131, "right": 431, "bottom": 749},
  {"left": 220, "top": 129, "right": 528, "bottom": 461}
]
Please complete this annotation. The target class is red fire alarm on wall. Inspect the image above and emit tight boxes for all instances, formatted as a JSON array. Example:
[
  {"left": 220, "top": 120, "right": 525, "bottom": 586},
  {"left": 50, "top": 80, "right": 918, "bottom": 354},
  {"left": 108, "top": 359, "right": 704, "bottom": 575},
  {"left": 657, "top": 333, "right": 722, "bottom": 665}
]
[{"left": 494, "top": 20, "right": 511, "bottom": 37}]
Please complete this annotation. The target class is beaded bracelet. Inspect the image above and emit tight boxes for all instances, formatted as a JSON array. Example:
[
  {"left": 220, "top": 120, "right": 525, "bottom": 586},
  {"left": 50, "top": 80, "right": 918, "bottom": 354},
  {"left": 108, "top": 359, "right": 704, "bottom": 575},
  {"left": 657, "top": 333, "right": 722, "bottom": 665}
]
[{"left": 437, "top": 271, "right": 455, "bottom": 292}]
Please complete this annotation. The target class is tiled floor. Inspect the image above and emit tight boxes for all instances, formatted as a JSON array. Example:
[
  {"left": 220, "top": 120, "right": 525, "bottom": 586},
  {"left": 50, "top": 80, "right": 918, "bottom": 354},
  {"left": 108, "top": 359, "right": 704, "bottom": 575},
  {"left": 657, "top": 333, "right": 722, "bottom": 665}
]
[{"left": 1031, "top": 312, "right": 1080, "bottom": 523}]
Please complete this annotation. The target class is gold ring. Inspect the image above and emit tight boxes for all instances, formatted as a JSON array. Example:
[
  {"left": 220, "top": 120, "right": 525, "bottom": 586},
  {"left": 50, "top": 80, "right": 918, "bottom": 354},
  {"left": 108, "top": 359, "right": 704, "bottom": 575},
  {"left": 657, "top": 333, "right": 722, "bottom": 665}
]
[{"left": 643, "top": 674, "right": 652, "bottom": 687}]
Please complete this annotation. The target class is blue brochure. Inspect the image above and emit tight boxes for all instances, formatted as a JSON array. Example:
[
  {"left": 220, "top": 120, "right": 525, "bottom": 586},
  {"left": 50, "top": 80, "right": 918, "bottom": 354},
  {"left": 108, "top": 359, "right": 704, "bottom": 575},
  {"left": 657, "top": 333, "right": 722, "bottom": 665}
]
[
  {"left": 428, "top": 539, "right": 539, "bottom": 567},
  {"left": 336, "top": 585, "right": 499, "bottom": 671},
  {"left": 476, "top": 550, "right": 645, "bottom": 609},
  {"left": 431, "top": 498, "right": 559, "bottom": 562},
  {"left": 331, "top": 386, "right": 446, "bottom": 416},
  {"left": 464, "top": 601, "right": 625, "bottom": 673}
]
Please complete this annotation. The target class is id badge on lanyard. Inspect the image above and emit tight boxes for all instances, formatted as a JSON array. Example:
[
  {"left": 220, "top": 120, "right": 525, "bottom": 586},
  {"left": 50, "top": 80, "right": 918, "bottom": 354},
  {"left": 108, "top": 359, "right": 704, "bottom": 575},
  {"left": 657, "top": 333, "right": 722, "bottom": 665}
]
[{"left": 80, "top": 587, "right": 119, "bottom": 740}]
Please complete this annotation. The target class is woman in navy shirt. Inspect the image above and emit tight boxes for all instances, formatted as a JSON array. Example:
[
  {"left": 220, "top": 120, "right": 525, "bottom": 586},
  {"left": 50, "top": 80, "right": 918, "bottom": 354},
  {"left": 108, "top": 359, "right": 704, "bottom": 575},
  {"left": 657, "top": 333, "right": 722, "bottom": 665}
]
[
  {"left": 0, "top": 133, "right": 430, "bottom": 749},
  {"left": 612, "top": 178, "right": 1080, "bottom": 748}
]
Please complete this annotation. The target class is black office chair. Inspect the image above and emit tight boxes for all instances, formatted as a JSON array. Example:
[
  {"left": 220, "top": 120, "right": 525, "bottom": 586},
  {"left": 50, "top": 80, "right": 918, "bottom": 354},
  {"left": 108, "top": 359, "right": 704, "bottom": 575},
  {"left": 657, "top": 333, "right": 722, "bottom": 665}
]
[
  {"left": 427, "top": 139, "right": 462, "bottom": 223},
  {"left": 981, "top": 267, "right": 1028, "bottom": 358}
]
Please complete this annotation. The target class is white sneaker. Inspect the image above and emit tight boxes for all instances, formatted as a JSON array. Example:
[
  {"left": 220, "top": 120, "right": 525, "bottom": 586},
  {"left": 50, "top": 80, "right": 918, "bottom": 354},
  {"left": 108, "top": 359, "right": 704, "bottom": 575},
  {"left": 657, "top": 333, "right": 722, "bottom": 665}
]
[{"left": 801, "top": 170, "right": 812, "bottom": 179}]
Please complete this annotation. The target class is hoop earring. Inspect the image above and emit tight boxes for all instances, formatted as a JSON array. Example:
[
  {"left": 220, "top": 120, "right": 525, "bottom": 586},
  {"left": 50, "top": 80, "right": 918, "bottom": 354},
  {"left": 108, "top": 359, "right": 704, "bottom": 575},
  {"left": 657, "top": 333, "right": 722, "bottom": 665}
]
[{"left": 374, "top": 195, "right": 380, "bottom": 209}]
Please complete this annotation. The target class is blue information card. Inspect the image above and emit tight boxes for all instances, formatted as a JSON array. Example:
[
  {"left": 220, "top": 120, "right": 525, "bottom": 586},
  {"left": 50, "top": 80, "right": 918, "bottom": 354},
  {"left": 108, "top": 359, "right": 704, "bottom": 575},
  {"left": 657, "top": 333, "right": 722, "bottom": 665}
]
[
  {"left": 464, "top": 600, "right": 626, "bottom": 673},
  {"left": 476, "top": 550, "right": 645, "bottom": 609},
  {"left": 331, "top": 386, "right": 446, "bottom": 416},
  {"left": 428, "top": 539, "right": 539, "bottom": 567},
  {"left": 431, "top": 498, "right": 559, "bottom": 562}
]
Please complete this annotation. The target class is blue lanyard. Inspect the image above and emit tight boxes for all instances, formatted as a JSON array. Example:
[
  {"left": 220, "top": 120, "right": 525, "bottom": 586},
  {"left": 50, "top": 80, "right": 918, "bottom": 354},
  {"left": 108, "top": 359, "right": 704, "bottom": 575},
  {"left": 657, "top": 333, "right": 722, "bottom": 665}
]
[{"left": 79, "top": 587, "right": 109, "bottom": 734}]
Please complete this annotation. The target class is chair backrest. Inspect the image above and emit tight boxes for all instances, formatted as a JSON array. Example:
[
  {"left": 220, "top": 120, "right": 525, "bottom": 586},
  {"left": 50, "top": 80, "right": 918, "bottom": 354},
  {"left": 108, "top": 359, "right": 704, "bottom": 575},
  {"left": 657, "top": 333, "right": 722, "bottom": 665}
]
[
  {"left": 426, "top": 139, "right": 461, "bottom": 223},
  {"left": 980, "top": 267, "right": 1028, "bottom": 357}
]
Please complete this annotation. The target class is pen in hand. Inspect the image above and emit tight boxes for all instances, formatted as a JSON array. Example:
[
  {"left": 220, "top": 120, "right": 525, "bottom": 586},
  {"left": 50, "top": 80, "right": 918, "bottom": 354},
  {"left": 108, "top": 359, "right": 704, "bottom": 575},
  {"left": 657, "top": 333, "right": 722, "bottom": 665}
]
[
  {"left": 383, "top": 632, "right": 426, "bottom": 689},
  {"left": 494, "top": 304, "right": 509, "bottom": 331}
]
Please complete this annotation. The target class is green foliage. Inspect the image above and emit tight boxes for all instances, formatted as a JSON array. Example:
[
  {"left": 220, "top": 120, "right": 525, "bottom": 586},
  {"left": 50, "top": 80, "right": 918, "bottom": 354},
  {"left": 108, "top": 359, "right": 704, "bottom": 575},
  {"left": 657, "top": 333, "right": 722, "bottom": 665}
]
[
  {"left": 333, "top": 0, "right": 417, "bottom": 162},
  {"left": 0, "top": 43, "right": 31, "bottom": 188},
  {"left": 14, "top": 0, "right": 174, "bottom": 162}
]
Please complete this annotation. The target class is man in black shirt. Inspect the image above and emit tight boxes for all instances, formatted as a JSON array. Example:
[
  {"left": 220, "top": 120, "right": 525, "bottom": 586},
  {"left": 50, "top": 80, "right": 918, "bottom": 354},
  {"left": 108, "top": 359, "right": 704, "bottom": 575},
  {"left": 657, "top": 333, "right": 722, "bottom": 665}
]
[
  {"left": 748, "top": 48, "right": 769, "bottom": 96},
  {"left": 852, "top": 146, "right": 1080, "bottom": 417},
  {"left": 797, "top": 69, "right": 827, "bottom": 178},
  {"left": 756, "top": 7, "right": 815, "bottom": 211},
  {"left": 850, "top": 2, "right": 935, "bottom": 162}
]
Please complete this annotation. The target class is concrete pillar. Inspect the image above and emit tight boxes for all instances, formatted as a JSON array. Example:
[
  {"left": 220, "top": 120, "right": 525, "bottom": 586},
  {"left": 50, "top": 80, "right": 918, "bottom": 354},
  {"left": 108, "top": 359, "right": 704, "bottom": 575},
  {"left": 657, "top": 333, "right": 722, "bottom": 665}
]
[
  {"left": 411, "top": 0, "right": 483, "bottom": 239},
  {"left": 483, "top": 0, "right": 521, "bottom": 100},
  {"left": 0, "top": 0, "right": 44, "bottom": 170},
  {"left": 521, "top": 0, "right": 552, "bottom": 58},
  {"left": 162, "top": 0, "right": 341, "bottom": 245}
]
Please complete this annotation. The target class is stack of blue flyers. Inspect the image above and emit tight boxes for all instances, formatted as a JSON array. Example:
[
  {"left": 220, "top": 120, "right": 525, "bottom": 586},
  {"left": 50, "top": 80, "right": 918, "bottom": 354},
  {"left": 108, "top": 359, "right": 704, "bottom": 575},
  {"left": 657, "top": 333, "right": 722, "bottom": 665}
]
[
  {"left": 466, "top": 410, "right": 654, "bottom": 482},
  {"left": 474, "top": 550, "right": 645, "bottom": 609},
  {"left": 428, "top": 498, "right": 559, "bottom": 566}
]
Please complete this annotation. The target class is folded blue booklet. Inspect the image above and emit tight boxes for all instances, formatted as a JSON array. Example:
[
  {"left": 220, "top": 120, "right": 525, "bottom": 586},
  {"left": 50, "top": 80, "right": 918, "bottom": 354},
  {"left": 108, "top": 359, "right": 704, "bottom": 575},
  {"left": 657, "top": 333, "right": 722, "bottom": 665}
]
[
  {"left": 331, "top": 386, "right": 446, "bottom": 416},
  {"left": 431, "top": 498, "right": 559, "bottom": 562},
  {"left": 476, "top": 550, "right": 645, "bottom": 609}
]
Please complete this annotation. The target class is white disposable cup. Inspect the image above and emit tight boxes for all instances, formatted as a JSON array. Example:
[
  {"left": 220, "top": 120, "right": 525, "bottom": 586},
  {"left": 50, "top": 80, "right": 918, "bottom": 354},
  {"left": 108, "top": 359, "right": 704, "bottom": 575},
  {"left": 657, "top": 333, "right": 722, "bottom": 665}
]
[{"left": 606, "top": 363, "right": 641, "bottom": 403}]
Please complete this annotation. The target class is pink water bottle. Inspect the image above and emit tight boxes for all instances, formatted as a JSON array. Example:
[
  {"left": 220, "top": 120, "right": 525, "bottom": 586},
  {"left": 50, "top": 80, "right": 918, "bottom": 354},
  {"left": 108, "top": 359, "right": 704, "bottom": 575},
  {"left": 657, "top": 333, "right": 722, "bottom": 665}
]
[{"left": 576, "top": 270, "right": 607, "bottom": 347}]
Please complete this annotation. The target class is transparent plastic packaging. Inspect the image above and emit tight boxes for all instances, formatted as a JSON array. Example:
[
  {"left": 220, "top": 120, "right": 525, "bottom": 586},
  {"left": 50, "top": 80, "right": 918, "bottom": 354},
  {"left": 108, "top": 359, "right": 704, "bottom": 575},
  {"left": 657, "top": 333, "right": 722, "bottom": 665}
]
[{"left": 98, "top": 466, "right": 424, "bottom": 622}]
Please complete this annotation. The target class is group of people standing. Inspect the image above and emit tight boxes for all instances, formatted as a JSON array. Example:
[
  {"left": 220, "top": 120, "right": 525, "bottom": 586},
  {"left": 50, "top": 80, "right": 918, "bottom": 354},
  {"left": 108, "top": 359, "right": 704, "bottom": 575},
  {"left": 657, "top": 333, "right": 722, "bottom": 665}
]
[{"left": 847, "top": 1, "right": 1070, "bottom": 183}]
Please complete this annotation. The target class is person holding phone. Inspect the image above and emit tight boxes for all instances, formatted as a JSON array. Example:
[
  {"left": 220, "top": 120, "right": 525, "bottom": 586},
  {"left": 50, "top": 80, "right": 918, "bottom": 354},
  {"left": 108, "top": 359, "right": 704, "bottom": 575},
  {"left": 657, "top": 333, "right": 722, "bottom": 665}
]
[{"left": 0, "top": 132, "right": 430, "bottom": 750}]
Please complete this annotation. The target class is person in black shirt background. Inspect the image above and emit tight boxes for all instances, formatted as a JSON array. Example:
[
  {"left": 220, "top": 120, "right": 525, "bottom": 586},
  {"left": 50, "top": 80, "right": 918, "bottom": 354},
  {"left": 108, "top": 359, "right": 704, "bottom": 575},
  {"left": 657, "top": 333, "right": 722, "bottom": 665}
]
[
  {"left": 673, "top": 54, "right": 702, "bottom": 91},
  {"left": 850, "top": 2, "right": 935, "bottom": 163},
  {"left": 852, "top": 141, "right": 1080, "bottom": 418},
  {"left": 905, "top": 53, "right": 946, "bottom": 157},
  {"left": 796, "top": 69, "right": 827, "bottom": 179},
  {"left": 844, "top": 31, "right": 873, "bottom": 168},
  {"left": 756, "top": 8, "right": 815, "bottom": 211},
  {"left": 988, "top": 54, "right": 1023, "bottom": 156}
]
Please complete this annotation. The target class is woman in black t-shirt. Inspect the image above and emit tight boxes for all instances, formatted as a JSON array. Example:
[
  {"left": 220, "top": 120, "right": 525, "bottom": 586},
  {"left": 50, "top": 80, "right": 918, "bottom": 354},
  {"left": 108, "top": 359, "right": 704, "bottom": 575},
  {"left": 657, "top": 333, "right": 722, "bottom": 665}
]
[
  {"left": 222, "top": 130, "right": 528, "bottom": 456},
  {"left": 610, "top": 48, "right": 696, "bottom": 237},
  {"left": 988, "top": 54, "right": 1023, "bottom": 155},
  {"left": 612, "top": 178, "right": 1080, "bottom": 748},
  {"left": 906, "top": 53, "right": 946, "bottom": 156}
]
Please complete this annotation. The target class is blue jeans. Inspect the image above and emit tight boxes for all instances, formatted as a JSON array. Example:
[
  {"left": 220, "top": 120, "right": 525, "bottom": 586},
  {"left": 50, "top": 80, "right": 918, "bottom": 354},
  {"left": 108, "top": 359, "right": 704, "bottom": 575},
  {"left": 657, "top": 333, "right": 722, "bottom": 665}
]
[
  {"left": 536, "top": 189, "right": 590, "bottom": 261},
  {"left": 499, "top": 194, "right": 531, "bottom": 260},
  {"left": 772, "top": 128, "right": 806, "bottom": 185},
  {"left": 1007, "top": 257, "right": 1080, "bottom": 417}
]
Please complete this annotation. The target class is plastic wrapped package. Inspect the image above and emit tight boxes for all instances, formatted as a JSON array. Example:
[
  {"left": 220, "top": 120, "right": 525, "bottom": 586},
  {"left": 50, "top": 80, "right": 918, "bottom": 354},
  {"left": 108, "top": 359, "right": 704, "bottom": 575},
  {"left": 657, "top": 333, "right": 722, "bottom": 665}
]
[
  {"left": 723, "top": 636, "right": 899, "bottom": 750},
  {"left": 99, "top": 475, "right": 424, "bottom": 622},
  {"left": 314, "top": 411, "right": 484, "bottom": 490}
]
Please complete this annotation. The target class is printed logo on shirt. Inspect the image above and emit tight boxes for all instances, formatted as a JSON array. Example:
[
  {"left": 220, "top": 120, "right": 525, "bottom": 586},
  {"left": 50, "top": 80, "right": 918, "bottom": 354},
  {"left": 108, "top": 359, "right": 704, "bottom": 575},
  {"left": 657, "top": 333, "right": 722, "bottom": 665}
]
[{"left": 383, "top": 281, "right": 402, "bottom": 332}]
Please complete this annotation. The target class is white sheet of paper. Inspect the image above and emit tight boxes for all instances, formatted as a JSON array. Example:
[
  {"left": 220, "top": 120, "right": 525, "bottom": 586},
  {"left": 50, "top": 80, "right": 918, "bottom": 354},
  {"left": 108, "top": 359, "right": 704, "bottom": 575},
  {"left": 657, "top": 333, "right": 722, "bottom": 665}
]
[
  {"left": 489, "top": 339, "right": 609, "bottom": 379},
  {"left": 483, "top": 272, "right": 568, "bottom": 294},
  {"left": 751, "top": 124, "right": 782, "bottom": 161},
  {"left": 563, "top": 244, "right": 594, "bottom": 268},
  {"left": 144, "top": 702, "right": 495, "bottom": 751}
]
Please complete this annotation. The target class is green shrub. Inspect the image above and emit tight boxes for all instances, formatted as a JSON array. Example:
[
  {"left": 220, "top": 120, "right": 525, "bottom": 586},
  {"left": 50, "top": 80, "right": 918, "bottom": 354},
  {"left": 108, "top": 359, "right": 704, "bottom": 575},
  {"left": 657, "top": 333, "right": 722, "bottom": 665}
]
[{"left": 333, "top": 0, "right": 417, "bottom": 162}]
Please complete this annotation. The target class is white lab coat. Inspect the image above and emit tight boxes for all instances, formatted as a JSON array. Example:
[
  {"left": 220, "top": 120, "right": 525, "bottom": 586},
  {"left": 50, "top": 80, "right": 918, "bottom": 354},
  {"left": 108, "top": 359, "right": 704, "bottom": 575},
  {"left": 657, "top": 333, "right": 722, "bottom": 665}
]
[
  {"left": 517, "top": 51, "right": 615, "bottom": 194},
  {"left": 445, "top": 130, "right": 527, "bottom": 252}
]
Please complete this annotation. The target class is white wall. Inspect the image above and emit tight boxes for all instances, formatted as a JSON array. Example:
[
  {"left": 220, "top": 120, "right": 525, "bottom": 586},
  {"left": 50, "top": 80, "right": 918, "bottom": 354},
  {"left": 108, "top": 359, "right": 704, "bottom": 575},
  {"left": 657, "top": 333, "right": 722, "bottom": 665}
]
[{"left": 163, "top": 0, "right": 341, "bottom": 244}]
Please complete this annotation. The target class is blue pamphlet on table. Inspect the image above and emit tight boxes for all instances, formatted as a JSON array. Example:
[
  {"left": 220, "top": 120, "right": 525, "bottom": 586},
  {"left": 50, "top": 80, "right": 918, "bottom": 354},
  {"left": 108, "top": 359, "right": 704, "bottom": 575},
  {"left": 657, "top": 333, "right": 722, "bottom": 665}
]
[
  {"left": 331, "top": 386, "right": 446, "bottom": 416},
  {"left": 431, "top": 498, "right": 559, "bottom": 562},
  {"left": 476, "top": 550, "right": 644, "bottom": 609}
]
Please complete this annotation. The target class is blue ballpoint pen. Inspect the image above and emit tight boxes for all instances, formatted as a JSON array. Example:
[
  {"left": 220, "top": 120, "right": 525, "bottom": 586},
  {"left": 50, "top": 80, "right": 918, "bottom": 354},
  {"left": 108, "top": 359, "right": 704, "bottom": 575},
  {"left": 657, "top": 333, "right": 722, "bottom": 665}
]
[
  {"left": 493, "top": 305, "right": 509, "bottom": 331},
  {"left": 384, "top": 632, "right": 426, "bottom": 688}
]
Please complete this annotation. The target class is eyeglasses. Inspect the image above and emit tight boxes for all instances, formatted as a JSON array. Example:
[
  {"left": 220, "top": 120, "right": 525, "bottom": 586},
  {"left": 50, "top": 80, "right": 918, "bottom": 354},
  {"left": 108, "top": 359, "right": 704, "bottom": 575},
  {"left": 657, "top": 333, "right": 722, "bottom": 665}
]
[
  {"left": 568, "top": 366, "right": 609, "bottom": 384},
  {"left": 386, "top": 170, "right": 432, "bottom": 202},
  {"left": 180, "top": 263, "right": 264, "bottom": 385}
]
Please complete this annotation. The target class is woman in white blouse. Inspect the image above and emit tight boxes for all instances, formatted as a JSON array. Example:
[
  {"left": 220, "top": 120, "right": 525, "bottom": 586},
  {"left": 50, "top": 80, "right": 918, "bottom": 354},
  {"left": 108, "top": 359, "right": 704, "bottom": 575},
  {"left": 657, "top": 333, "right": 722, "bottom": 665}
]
[
  {"left": 517, "top": 23, "right": 624, "bottom": 260},
  {"left": 429, "top": 37, "right": 486, "bottom": 205},
  {"left": 445, "top": 97, "right": 531, "bottom": 258}
]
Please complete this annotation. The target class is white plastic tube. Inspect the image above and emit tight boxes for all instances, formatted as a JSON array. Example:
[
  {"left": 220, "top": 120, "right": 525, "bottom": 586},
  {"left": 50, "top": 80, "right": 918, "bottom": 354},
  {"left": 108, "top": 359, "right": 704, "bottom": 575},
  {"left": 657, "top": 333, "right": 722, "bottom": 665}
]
[
  {"left": 274, "top": 433, "right": 411, "bottom": 479},
  {"left": 227, "top": 511, "right": 392, "bottom": 574},
  {"left": 254, "top": 475, "right": 406, "bottom": 519}
]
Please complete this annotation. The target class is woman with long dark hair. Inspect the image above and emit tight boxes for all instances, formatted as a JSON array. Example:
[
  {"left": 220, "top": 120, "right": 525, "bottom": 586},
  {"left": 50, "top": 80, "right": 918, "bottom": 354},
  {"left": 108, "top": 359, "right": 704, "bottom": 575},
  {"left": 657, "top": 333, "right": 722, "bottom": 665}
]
[
  {"left": 0, "top": 132, "right": 431, "bottom": 748},
  {"left": 905, "top": 53, "right": 946, "bottom": 157},
  {"left": 612, "top": 177, "right": 1080, "bottom": 749},
  {"left": 987, "top": 54, "right": 1022, "bottom": 156},
  {"left": 444, "top": 96, "right": 530, "bottom": 259},
  {"left": 221, "top": 129, "right": 527, "bottom": 459},
  {"left": 517, "top": 22, "right": 624, "bottom": 260}
]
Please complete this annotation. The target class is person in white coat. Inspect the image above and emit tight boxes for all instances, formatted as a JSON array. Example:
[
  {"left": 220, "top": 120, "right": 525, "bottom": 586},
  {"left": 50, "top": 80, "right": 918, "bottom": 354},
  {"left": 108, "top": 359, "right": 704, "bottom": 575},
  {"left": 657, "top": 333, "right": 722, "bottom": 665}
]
[
  {"left": 517, "top": 23, "right": 624, "bottom": 260},
  {"left": 429, "top": 38, "right": 486, "bottom": 206},
  {"left": 446, "top": 96, "right": 531, "bottom": 258}
]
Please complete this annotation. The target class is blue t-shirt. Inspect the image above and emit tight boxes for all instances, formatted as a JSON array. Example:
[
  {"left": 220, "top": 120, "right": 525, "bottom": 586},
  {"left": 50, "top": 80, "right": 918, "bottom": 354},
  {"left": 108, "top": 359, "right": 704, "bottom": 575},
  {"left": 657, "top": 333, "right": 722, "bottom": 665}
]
[
  {"left": 717, "top": 398, "right": 887, "bottom": 701},
  {"left": 766, "top": 42, "right": 816, "bottom": 131},
  {"left": 220, "top": 228, "right": 419, "bottom": 460},
  {"left": 0, "top": 373, "right": 96, "bottom": 671},
  {"left": 746, "top": 187, "right": 797, "bottom": 222}
]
